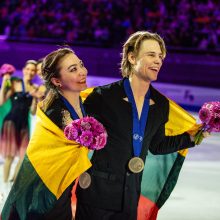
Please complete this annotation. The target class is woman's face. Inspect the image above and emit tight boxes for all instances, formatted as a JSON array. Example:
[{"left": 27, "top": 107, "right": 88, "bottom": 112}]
[
  {"left": 36, "top": 62, "right": 42, "bottom": 77},
  {"left": 23, "top": 63, "right": 36, "bottom": 81},
  {"left": 55, "top": 53, "right": 88, "bottom": 93}
]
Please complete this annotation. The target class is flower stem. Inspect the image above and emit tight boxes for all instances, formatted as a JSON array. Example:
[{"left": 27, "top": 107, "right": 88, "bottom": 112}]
[{"left": 194, "top": 129, "right": 204, "bottom": 145}]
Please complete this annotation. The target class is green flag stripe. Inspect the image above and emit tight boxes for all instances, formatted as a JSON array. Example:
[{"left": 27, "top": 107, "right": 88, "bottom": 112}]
[
  {"left": 1, "top": 154, "right": 56, "bottom": 220},
  {"left": 156, "top": 153, "right": 185, "bottom": 208},
  {"left": 141, "top": 152, "right": 179, "bottom": 202}
]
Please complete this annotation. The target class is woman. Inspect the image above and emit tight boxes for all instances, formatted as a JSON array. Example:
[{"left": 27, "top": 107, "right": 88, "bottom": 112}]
[
  {"left": 29, "top": 59, "right": 47, "bottom": 116},
  {"left": 0, "top": 60, "right": 37, "bottom": 183},
  {"left": 36, "top": 58, "right": 47, "bottom": 101},
  {"left": 1, "top": 48, "right": 92, "bottom": 220}
]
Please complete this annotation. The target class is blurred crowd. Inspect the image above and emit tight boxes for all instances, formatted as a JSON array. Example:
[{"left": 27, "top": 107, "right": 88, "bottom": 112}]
[{"left": 0, "top": 0, "right": 220, "bottom": 49}]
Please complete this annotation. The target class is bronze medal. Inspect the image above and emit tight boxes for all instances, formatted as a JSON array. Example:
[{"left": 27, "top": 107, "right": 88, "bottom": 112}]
[
  {"left": 78, "top": 172, "right": 91, "bottom": 189},
  {"left": 128, "top": 157, "right": 144, "bottom": 173}
]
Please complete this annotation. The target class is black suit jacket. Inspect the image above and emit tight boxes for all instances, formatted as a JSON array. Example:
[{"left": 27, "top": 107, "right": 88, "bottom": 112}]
[{"left": 76, "top": 78, "right": 194, "bottom": 212}]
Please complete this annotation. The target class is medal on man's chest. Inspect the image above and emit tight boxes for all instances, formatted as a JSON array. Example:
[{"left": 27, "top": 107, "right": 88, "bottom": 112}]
[
  {"left": 128, "top": 157, "right": 144, "bottom": 173},
  {"left": 124, "top": 79, "right": 150, "bottom": 174}
]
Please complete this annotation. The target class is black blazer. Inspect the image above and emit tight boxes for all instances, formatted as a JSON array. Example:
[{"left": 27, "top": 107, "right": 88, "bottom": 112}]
[{"left": 76, "top": 78, "right": 194, "bottom": 212}]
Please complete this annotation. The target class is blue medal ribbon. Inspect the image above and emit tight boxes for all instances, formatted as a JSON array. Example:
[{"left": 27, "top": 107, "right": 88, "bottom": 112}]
[
  {"left": 124, "top": 78, "right": 150, "bottom": 157},
  {"left": 60, "top": 95, "right": 86, "bottom": 119},
  {"left": 22, "top": 80, "right": 31, "bottom": 97},
  {"left": 21, "top": 80, "right": 25, "bottom": 94}
]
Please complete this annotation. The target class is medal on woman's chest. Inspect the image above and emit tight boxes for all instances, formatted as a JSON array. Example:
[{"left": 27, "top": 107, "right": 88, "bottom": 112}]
[
  {"left": 124, "top": 79, "right": 150, "bottom": 174},
  {"left": 78, "top": 172, "right": 91, "bottom": 189},
  {"left": 60, "top": 95, "right": 92, "bottom": 187}
]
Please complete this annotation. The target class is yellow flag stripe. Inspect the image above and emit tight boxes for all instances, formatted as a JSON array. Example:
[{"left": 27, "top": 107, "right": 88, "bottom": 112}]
[
  {"left": 27, "top": 106, "right": 91, "bottom": 199},
  {"left": 166, "top": 99, "right": 201, "bottom": 157}
]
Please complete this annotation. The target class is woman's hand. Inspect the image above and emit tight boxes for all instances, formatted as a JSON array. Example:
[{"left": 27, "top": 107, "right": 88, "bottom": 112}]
[
  {"left": 0, "top": 74, "right": 13, "bottom": 105},
  {"left": 2, "top": 73, "right": 11, "bottom": 86},
  {"left": 2, "top": 73, "right": 11, "bottom": 81}
]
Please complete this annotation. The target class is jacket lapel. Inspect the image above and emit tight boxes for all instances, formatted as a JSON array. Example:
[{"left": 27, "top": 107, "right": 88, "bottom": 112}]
[
  {"left": 116, "top": 81, "right": 161, "bottom": 157},
  {"left": 116, "top": 79, "right": 133, "bottom": 136}
]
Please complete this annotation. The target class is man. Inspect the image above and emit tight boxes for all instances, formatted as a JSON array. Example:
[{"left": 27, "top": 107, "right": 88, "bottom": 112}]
[{"left": 75, "top": 31, "right": 207, "bottom": 220}]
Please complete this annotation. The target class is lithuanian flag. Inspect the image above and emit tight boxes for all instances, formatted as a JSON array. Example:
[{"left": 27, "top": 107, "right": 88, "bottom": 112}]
[
  {"left": 1, "top": 101, "right": 91, "bottom": 220},
  {"left": 137, "top": 99, "right": 200, "bottom": 220}
]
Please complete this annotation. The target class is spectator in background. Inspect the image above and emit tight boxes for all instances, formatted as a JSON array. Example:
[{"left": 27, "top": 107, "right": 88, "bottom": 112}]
[
  {"left": 0, "top": 60, "right": 37, "bottom": 184},
  {"left": 36, "top": 58, "right": 47, "bottom": 101},
  {"left": 36, "top": 58, "right": 43, "bottom": 77},
  {"left": 1, "top": 0, "right": 220, "bottom": 50}
]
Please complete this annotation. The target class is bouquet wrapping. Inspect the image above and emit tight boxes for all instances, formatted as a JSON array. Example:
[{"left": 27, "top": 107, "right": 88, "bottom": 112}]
[
  {"left": 195, "top": 101, "right": 220, "bottom": 144},
  {"left": 64, "top": 116, "right": 107, "bottom": 150}
]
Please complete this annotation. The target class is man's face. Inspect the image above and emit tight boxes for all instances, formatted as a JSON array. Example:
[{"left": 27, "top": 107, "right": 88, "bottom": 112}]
[{"left": 132, "top": 39, "right": 164, "bottom": 82}]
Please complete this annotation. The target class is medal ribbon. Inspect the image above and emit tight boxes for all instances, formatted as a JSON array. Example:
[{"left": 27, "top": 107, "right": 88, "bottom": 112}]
[
  {"left": 21, "top": 80, "right": 25, "bottom": 93},
  {"left": 22, "top": 80, "right": 31, "bottom": 97},
  {"left": 60, "top": 95, "right": 86, "bottom": 119},
  {"left": 124, "top": 78, "right": 150, "bottom": 157}
]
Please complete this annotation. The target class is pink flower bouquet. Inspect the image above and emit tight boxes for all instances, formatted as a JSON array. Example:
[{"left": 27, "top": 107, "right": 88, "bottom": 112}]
[
  {"left": 0, "top": 63, "right": 16, "bottom": 88},
  {"left": 195, "top": 101, "right": 220, "bottom": 144},
  {"left": 0, "top": 64, "right": 16, "bottom": 76},
  {"left": 64, "top": 116, "right": 108, "bottom": 150}
]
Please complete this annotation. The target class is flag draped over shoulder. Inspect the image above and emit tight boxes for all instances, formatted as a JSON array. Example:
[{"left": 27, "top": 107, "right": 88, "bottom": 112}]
[
  {"left": 1, "top": 104, "right": 91, "bottom": 220},
  {"left": 73, "top": 88, "right": 200, "bottom": 220},
  {"left": 80, "top": 87, "right": 94, "bottom": 102},
  {"left": 137, "top": 99, "right": 201, "bottom": 220}
]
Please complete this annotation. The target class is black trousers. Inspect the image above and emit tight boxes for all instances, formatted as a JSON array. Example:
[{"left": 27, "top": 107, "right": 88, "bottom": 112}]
[{"left": 75, "top": 202, "right": 137, "bottom": 220}]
